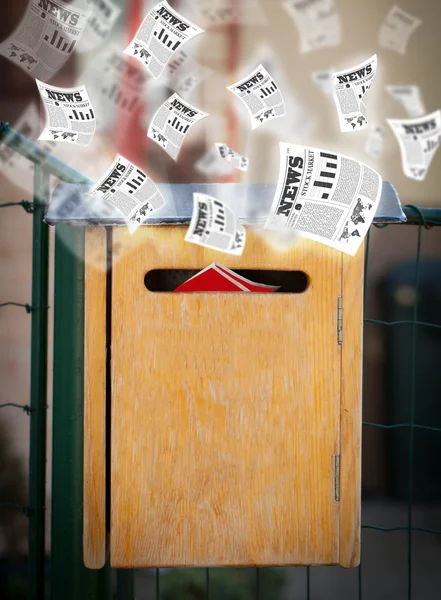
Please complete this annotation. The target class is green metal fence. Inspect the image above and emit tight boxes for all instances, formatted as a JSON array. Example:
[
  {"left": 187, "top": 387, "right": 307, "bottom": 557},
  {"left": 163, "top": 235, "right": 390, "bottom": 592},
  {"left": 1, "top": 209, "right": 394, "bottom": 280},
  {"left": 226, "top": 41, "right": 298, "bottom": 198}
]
[{"left": 0, "top": 120, "right": 440, "bottom": 600}]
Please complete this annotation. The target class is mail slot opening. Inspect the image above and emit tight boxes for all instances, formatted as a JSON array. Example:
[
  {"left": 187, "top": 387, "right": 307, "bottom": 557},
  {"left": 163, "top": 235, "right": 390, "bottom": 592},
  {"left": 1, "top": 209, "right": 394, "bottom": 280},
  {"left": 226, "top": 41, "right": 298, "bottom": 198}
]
[{"left": 144, "top": 269, "right": 309, "bottom": 293}]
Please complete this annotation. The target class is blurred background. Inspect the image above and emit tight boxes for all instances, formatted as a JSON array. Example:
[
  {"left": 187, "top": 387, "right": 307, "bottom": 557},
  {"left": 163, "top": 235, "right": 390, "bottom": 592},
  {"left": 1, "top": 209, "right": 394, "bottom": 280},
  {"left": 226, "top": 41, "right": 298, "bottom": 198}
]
[{"left": 0, "top": 0, "right": 440, "bottom": 598}]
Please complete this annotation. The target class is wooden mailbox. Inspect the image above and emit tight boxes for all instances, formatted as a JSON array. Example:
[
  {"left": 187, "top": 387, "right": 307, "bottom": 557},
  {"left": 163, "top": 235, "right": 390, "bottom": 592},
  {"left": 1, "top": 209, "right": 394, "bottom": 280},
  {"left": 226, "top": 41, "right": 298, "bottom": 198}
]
[{"left": 83, "top": 224, "right": 363, "bottom": 570}]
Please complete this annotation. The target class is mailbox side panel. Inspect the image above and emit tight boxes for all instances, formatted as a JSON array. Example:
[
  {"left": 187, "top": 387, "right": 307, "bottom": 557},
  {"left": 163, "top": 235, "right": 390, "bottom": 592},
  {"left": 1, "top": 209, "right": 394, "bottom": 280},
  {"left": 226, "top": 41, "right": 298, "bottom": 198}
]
[
  {"left": 110, "top": 227, "right": 342, "bottom": 567},
  {"left": 339, "top": 246, "right": 364, "bottom": 567}
]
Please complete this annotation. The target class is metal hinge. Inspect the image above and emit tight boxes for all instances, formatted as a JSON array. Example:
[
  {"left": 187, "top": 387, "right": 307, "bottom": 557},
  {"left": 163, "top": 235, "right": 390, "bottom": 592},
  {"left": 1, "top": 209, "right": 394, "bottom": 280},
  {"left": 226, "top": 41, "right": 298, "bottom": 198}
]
[
  {"left": 334, "top": 455, "right": 340, "bottom": 502},
  {"left": 337, "top": 296, "right": 343, "bottom": 345}
]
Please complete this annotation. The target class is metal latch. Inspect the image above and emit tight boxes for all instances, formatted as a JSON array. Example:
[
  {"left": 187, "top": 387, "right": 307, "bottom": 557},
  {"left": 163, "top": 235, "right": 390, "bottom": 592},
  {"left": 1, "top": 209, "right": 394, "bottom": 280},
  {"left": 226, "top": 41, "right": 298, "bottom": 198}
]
[
  {"left": 334, "top": 455, "right": 340, "bottom": 502},
  {"left": 337, "top": 296, "right": 343, "bottom": 345}
]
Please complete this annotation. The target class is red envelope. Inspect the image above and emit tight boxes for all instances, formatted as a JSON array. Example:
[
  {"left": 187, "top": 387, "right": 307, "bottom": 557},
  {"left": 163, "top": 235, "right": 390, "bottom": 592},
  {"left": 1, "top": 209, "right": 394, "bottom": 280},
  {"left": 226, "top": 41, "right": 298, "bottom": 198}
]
[
  {"left": 215, "top": 264, "right": 280, "bottom": 292},
  {"left": 174, "top": 263, "right": 279, "bottom": 293}
]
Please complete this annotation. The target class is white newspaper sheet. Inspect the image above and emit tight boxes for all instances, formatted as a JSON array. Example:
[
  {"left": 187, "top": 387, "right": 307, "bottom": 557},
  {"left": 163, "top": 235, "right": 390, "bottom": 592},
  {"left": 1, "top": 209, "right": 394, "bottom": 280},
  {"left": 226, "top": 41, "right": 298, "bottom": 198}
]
[
  {"left": 0, "top": 104, "right": 60, "bottom": 192},
  {"left": 332, "top": 54, "right": 377, "bottom": 132},
  {"left": 84, "top": 46, "right": 146, "bottom": 132},
  {"left": 234, "top": 45, "right": 310, "bottom": 139},
  {"left": 386, "top": 85, "right": 426, "bottom": 118},
  {"left": 379, "top": 5, "right": 421, "bottom": 55},
  {"left": 195, "top": 147, "right": 234, "bottom": 177},
  {"left": 215, "top": 143, "right": 248, "bottom": 171},
  {"left": 147, "top": 93, "right": 208, "bottom": 160},
  {"left": 185, "top": 193, "right": 246, "bottom": 255},
  {"left": 283, "top": 0, "right": 341, "bottom": 53},
  {"left": 0, "top": 0, "right": 88, "bottom": 81},
  {"left": 165, "top": 44, "right": 213, "bottom": 98},
  {"left": 167, "top": 48, "right": 213, "bottom": 100},
  {"left": 311, "top": 68, "right": 335, "bottom": 96},
  {"left": 196, "top": 0, "right": 266, "bottom": 26},
  {"left": 264, "top": 142, "right": 382, "bottom": 256},
  {"left": 36, "top": 80, "right": 96, "bottom": 146},
  {"left": 227, "top": 64, "right": 286, "bottom": 130},
  {"left": 77, "top": 0, "right": 121, "bottom": 53},
  {"left": 388, "top": 110, "right": 441, "bottom": 181},
  {"left": 123, "top": 0, "right": 204, "bottom": 79},
  {"left": 365, "top": 125, "right": 385, "bottom": 158},
  {"left": 88, "top": 155, "right": 165, "bottom": 233}
]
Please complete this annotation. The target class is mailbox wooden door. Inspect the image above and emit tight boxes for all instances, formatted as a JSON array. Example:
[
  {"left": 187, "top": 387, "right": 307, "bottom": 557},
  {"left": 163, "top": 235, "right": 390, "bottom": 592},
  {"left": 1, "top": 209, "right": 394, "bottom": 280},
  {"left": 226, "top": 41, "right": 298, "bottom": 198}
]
[{"left": 83, "top": 226, "right": 362, "bottom": 569}]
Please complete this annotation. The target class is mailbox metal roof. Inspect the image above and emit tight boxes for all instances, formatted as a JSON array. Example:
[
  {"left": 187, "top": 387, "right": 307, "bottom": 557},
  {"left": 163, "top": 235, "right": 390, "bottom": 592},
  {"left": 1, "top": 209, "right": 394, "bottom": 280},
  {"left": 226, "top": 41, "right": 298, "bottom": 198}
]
[{"left": 45, "top": 181, "right": 406, "bottom": 226}]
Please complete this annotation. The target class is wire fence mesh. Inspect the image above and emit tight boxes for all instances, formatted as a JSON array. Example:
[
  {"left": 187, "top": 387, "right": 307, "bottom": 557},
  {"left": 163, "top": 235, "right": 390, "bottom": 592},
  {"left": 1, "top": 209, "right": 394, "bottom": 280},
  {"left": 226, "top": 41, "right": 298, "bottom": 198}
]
[{"left": 1, "top": 131, "right": 440, "bottom": 599}]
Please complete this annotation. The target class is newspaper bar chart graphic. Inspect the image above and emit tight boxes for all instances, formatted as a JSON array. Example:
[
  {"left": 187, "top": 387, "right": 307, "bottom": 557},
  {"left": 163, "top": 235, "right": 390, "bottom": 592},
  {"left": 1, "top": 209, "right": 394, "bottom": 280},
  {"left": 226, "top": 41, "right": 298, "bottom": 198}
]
[
  {"left": 260, "top": 82, "right": 277, "bottom": 98},
  {"left": 312, "top": 152, "right": 338, "bottom": 200},
  {"left": 154, "top": 28, "right": 181, "bottom": 51},
  {"left": 168, "top": 116, "right": 190, "bottom": 134},
  {"left": 44, "top": 30, "right": 76, "bottom": 53},
  {"left": 358, "top": 84, "right": 369, "bottom": 98},
  {"left": 214, "top": 200, "right": 226, "bottom": 231},
  {"left": 425, "top": 139, "right": 439, "bottom": 153},
  {"left": 102, "top": 84, "right": 138, "bottom": 112},
  {"left": 126, "top": 169, "right": 146, "bottom": 194},
  {"left": 69, "top": 109, "right": 95, "bottom": 121}
]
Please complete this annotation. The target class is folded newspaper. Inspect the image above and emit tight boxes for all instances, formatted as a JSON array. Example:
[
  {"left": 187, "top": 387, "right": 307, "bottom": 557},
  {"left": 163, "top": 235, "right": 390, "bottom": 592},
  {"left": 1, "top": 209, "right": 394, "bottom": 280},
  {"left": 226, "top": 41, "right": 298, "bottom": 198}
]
[
  {"left": 387, "top": 110, "right": 441, "bottom": 181},
  {"left": 174, "top": 263, "right": 279, "bottom": 293},
  {"left": 36, "top": 80, "right": 96, "bottom": 146},
  {"left": 185, "top": 193, "right": 246, "bottom": 255},
  {"left": 227, "top": 64, "right": 286, "bottom": 130},
  {"left": 0, "top": 0, "right": 89, "bottom": 81},
  {"left": 332, "top": 55, "right": 377, "bottom": 132},
  {"left": 264, "top": 142, "right": 383, "bottom": 256},
  {"left": 123, "top": 0, "right": 204, "bottom": 79}
]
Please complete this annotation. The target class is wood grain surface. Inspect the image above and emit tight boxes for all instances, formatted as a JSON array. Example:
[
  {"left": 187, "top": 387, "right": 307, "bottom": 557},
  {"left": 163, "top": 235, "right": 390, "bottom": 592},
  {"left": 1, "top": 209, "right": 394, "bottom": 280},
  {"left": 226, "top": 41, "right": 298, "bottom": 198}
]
[
  {"left": 339, "top": 246, "right": 364, "bottom": 567},
  {"left": 84, "top": 227, "right": 107, "bottom": 569},
  {"left": 109, "top": 227, "right": 350, "bottom": 568}
]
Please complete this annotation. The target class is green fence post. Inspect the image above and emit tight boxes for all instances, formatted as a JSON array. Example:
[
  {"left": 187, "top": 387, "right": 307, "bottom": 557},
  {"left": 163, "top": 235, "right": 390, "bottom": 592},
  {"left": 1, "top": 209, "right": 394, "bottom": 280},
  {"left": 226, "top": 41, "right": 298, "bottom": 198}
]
[
  {"left": 51, "top": 224, "right": 111, "bottom": 600},
  {"left": 28, "top": 165, "right": 50, "bottom": 600},
  {"left": 117, "top": 570, "right": 135, "bottom": 600}
]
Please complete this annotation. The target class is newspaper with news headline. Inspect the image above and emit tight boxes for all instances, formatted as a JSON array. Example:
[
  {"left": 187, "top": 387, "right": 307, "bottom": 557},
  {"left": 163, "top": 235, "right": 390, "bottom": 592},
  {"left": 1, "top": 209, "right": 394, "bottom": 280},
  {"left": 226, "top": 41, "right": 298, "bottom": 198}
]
[
  {"left": 148, "top": 93, "right": 208, "bottom": 161},
  {"left": 227, "top": 64, "right": 285, "bottom": 130},
  {"left": 332, "top": 55, "right": 377, "bottom": 132},
  {"left": 36, "top": 80, "right": 96, "bottom": 146},
  {"left": 264, "top": 142, "right": 382, "bottom": 256},
  {"left": 124, "top": 0, "right": 204, "bottom": 79},
  {"left": 387, "top": 110, "right": 441, "bottom": 181},
  {"left": 88, "top": 155, "right": 165, "bottom": 233},
  {"left": 0, "top": 0, "right": 88, "bottom": 81},
  {"left": 185, "top": 193, "right": 246, "bottom": 255}
]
